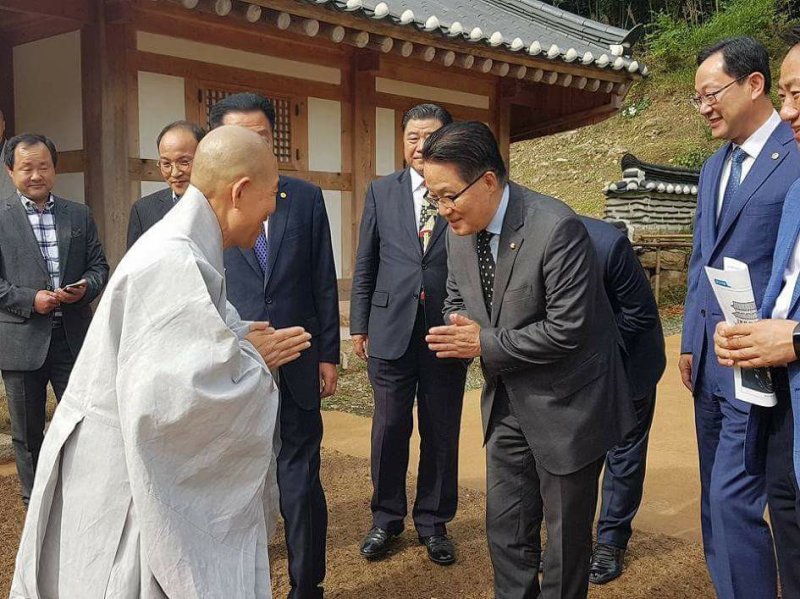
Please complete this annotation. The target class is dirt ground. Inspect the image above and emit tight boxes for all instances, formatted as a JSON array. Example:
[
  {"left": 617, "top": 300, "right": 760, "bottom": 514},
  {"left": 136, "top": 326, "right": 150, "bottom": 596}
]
[{"left": 0, "top": 449, "right": 712, "bottom": 598}]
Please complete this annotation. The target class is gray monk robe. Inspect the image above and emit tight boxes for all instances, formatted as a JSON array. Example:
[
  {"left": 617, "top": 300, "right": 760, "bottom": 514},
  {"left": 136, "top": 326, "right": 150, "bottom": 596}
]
[{"left": 11, "top": 186, "right": 279, "bottom": 598}]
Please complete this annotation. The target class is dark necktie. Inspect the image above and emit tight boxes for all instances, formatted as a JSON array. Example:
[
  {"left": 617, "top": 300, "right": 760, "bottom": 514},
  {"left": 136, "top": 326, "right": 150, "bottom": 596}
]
[
  {"left": 717, "top": 146, "right": 747, "bottom": 233},
  {"left": 477, "top": 230, "right": 496, "bottom": 313},
  {"left": 254, "top": 229, "right": 269, "bottom": 274},
  {"left": 418, "top": 197, "right": 438, "bottom": 252}
]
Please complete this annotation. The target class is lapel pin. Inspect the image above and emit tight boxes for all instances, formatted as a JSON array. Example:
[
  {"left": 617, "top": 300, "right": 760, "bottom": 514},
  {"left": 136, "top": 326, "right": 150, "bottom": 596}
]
[
  {"left": 280, "top": 192, "right": 287, "bottom": 198},
  {"left": 772, "top": 152, "right": 780, "bottom": 160},
  {"left": 510, "top": 242, "right": 517, "bottom": 250}
]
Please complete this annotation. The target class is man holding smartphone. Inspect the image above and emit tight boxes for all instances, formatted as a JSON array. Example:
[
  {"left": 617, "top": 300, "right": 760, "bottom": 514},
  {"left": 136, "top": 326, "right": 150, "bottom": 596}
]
[{"left": 0, "top": 133, "right": 109, "bottom": 505}]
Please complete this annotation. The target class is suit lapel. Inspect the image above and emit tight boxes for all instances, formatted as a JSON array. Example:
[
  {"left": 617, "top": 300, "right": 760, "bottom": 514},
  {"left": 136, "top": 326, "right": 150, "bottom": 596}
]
[
  {"left": 424, "top": 216, "right": 447, "bottom": 256},
  {"left": 713, "top": 126, "right": 791, "bottom": 254},
  {"left": 158, "top": 188, "right": 174, "bottom": 218},
  {"left": 264, "top": 177, "right": 291, "bottom": 289},
  {"left": 400, "top": 169, "right": 422, "bottom": 254},
  {"left": 5, "top": 196, "right": 49, "bottom": 279},
  {"left": 54, "top": 197, "right": 72, "bottom": 281},
  {"left": 491, "top": 187, "right": 525, "bottom": 326},
  {"left": 701, "top": 145, "right": 729, "bottom": 261},
  {"left": 238, "top": 246, "right": 263, "bottom": 279}
]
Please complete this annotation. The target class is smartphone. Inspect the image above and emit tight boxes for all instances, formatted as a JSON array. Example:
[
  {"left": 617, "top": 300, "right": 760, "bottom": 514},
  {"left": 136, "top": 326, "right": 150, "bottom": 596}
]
[{"left": 63, "top": 279, "right": 87, "bottom": 292}]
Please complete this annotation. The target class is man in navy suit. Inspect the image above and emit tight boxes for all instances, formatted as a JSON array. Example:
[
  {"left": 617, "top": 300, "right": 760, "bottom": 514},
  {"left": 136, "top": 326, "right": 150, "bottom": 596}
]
[
  {"left": 579, "top": 218, "right": 665, "bottom": 584},
  {"left": 681, "top": 37, "right": 800, "bottom": 599},
  {"left": 714, "top": 39, "right": 800, "bottom": 599},
  {"left": 127, "top": 121, "right": 205, "bottom": 249},
  {"left": 350, "top": 104, "right": 468, "bottom": 565},
  {"left": 211, "top": 93, "right": 340, "bottom": 599}
]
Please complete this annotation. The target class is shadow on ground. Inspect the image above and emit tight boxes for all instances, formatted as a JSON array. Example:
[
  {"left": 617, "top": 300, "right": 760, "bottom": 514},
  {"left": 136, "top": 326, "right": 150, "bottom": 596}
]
[{"left": 0, "top": 449, "right": 712, "bottom": 598}]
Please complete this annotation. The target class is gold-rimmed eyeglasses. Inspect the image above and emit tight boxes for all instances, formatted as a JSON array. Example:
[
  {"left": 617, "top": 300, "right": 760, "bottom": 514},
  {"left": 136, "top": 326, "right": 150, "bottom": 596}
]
[
  {"left": 157, "top": 158, "right": 193, "bottom": 174},
  {"left": 424, "top": 171, "right": 488, "bottom": 209},
  {"left": 690, "top": 74, "right": 749, "bottom": 109}
]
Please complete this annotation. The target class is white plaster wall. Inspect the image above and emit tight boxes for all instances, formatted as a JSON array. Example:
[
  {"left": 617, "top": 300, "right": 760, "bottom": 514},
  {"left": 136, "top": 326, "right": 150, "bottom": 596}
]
[
  {"left": 308, "top": 98, "right": 341, "bottom": 172},
  {"left": 14, "top": 31, "right": 83, "bottom": 151},
  {"left": 53, "top": 173, "right": 85, "bottom": 204},
  {"left": 138, "top": 72, "right": 186, "bottom": 159},
  {"left": 140, "top": 181, "right": 168, "bottom": 198},
  {"left": 137, "top": 32, "right": 340, "bottom": 85},
  {"left": 322, "top": 190, "right": 342, "bottom": 278},
  {"left": 376, "top": 108, "right": 396, "bottom": 176},
  {"left": 376, "top": 77, "right": 489, "bottom": 109}
]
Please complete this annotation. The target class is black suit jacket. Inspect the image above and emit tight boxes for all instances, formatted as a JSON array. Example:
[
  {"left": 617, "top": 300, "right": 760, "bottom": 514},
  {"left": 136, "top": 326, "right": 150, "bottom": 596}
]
[
  {"left": 580, "top": 217, "right": 666, "bottom": 397},
  {"left": 0, "top": 193, "right": 109, "bottom": 370},
  {"left": 444, "top": 183, "right": 636, "bottom": 475},
  {"left": 224, "top": 176, "right": 340, "bottom": 410},
  {"left": 350, "top": 168, "right": 450, "bottom": 359},
  {"left": 127, "top": 188, "right": 174, "bottom": 249}
]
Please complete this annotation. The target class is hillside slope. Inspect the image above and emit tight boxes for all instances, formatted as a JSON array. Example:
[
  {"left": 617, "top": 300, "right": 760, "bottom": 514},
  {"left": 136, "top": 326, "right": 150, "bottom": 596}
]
[{"left": 510, "top": 87, "right": 722, "bottom": 216}]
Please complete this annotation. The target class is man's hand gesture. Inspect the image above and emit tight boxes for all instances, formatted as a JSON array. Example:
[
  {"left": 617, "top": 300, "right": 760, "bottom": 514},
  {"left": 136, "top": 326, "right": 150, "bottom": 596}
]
[
  {"left": 246, "top": 322, "right": 312, "bottom": 370},
  {"left": 425, "top": 313, "right": 482, "bottom": 359}
]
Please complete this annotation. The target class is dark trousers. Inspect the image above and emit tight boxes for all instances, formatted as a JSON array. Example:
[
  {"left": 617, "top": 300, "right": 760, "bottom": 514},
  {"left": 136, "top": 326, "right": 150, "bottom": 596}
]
[
  {"left": 596, "top": 388, "right": 657, "bottom": 549},
  {"left": 486, "top": 387, "right": 603, "bottom": 599},
  {"left": 277, "top": 378, "right": 328, "bottom": 599},
  {"left": 767, "top": 368, "right": 800, "bottom": 599},
  {"left": 2, "top": 326, "right": 74, "bottom": 503},
  {"left": 367, "top": 305, "right": 467, "bottom": 537},
  {"left": 694, "top": 386, "right": 777, "bottom": 599}
]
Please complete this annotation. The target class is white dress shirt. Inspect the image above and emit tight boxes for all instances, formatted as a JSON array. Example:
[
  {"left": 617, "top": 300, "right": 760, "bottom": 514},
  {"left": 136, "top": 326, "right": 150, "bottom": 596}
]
[
  {"left": 410, "top": 167, "right": 426, "bottom": 227},
  {"left": 772, "top": 245, "right": 800, "bottom": 319},
  {"left": 717, "top": 111, "right": 782, "bottom": 217},
  {"left": 484, "top": 185, "right": 511, "bottom": 262}
]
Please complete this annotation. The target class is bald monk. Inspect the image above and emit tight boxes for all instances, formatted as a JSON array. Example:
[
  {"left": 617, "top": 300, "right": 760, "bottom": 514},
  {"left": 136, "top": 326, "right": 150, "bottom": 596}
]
[{"left": 10, "top": 126, "right": 311, "bottom": 599}]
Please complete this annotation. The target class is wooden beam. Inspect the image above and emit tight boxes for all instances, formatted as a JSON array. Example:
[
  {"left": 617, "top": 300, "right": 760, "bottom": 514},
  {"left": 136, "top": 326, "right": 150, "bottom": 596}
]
[
  {"left": 133, "top": 51, "right": 347, "bottom": 103},
  {"left": 2, "top": 16, "right": 81, "bottom": 46},
  {"left": 57, "top": 150, "right": 85, "bottom": 173},
  {"left": 340, "top": 56, "right": 355, "bottom": 279},
  {"left": 374, "top": 92, "right": 489, "bottom": 123},
  {"left": 0, "top": 0, "right": 95, "bottom": 22}
]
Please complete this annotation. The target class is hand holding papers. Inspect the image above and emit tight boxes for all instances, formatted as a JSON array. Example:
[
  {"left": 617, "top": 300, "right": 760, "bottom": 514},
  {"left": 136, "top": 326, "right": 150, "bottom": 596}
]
[{"left": 705, "top": 258, "right": 777, "bottom": 407}]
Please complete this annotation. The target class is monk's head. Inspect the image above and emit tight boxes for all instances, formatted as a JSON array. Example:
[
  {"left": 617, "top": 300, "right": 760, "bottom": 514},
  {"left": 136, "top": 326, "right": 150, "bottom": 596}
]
[{"left": 191, "top": 125, "right": 278, "bottom": 249}]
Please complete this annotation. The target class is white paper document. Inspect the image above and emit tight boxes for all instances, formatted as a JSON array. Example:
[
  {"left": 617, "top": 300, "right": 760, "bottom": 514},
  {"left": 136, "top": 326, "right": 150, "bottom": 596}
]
[{"left": 704, "top": 258, "right": 777, "bottom": 407}]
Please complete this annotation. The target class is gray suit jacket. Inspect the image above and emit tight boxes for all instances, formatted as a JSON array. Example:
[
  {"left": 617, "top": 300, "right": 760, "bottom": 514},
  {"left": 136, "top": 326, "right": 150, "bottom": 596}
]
[
  {"left": 0, "top": 193, "right": 109, "bottom": 370},
  {"left": 444, "top": 182, "right": 636, "bottom": 475},
  {"left": 127, "top": 187, "right": 174, "bottom": 250}
]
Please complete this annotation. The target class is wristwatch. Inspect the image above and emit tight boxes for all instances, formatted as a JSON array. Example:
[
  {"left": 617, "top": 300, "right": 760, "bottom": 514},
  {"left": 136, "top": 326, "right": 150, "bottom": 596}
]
[{"left": 793, "top": 322, "right": 800, "bottom": 360}]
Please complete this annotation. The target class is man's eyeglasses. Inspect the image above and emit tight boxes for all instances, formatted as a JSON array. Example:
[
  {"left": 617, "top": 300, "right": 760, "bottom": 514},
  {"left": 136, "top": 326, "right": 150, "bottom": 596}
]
[
  {"left": 424, "top": 171, "right": 487, "bottom": 209},
  {"left": 157, "top": 158, "right": 193, "bottom": 174},
  {"left": 690, "top": 74, "right": 749, "bottom": 109}
]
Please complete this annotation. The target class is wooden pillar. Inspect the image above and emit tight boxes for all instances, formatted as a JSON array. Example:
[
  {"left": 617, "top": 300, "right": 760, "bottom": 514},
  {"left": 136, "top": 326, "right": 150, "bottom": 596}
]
[
  {"left": 0, "top": 35, "right": 15, "bottom": 138},
  {"left": 347, "top": 50, "right": 378, "bottom": 278},
  {"left": 81, "top": 16, "right": 136, "bottom": 266},
  {"left": 496, "top": 78, "right": 513, "bottom": 168}
]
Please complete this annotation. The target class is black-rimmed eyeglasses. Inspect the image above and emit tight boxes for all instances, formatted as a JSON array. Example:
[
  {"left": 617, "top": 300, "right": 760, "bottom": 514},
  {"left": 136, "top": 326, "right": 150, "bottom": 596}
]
[
  {"left": 424, "top": 171, "right": 487, "bottom": 209},
  {"left": 690, "top": 74, "right": 749, "bottom": 109}
]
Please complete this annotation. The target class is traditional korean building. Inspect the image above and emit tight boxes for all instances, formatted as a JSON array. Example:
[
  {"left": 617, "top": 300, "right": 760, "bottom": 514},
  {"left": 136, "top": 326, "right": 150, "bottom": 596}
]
[{"left": 0, "top": 0, "right": 646, "bottom": 285}]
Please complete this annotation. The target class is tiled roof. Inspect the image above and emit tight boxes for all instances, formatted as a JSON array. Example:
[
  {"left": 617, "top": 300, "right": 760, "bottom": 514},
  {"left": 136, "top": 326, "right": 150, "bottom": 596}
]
[
  {"left": 303, "top": 0, "right": 647, "bottom": 75},
  {"left": 604, "top": 153, "right": 700, "bottom": 196}
]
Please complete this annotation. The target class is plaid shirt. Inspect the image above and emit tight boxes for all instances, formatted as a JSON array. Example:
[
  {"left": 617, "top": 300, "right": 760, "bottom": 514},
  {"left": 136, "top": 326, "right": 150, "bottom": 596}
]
[{"left": 20, "top": 193, "right": 61, "bottom": 317}]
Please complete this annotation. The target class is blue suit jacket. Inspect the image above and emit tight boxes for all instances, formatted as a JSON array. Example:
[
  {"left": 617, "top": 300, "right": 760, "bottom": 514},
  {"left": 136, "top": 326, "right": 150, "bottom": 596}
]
[
  {"left": 581, "top": 217, "right": 666, "bottom": 397},
  {"left": 223, "top": 175, "right": 340, "bottom": 410},
  {"left": 682, "top": 121, "right": 800, "bottom": 411},
  {"left": 757, "top": 178, "right": 800, "bottom": 482}
]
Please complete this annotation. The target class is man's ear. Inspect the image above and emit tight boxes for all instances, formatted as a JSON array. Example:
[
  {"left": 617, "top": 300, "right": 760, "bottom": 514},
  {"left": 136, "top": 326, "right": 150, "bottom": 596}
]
[
  {"left": 231, "top": 177, "right": 251, "bottom": 208},
  {"left": 484, "top": 170, "right": 500, "bottom": 193}
]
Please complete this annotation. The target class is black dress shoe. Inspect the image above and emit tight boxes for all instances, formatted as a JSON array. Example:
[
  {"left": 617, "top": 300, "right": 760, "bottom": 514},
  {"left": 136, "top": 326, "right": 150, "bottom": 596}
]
[
  {"left": 359, "top": 527, "right": 397, "bottom": 560},
  {"left": 419, "top": 534, "right": 456, "bottom": 565},
  {"left": 589, "top": 543, "right": 625, "bottom": 584}
]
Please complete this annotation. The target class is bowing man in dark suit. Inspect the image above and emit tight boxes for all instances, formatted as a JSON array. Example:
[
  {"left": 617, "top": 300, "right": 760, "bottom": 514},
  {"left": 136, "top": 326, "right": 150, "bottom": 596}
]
[
  {"left": 579, "top": 217, "right": 666, "bottom": 584},
  {"left": 127, "top": 120, "right": 205, "bottom": 249},
  {"left": 0, "top": 133, "right": 109, "bottom": 504},
  {"left": 350, "top": 104, "right": 468, "bottom": 565},
  {"left": 681, "top": 38, "right": 800, "bottom": 599},
  {"left": 212, "top": 93, "right": 340, "bottom": 599},
  {"left": 424, "top": 122, "right": 635, "bottom": 599}
]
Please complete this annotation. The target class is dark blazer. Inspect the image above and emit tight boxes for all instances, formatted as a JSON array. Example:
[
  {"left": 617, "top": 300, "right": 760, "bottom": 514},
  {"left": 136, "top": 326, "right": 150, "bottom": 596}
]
[
  {"left": 349, "top": 168, "right": 450, "bottom": 359},
  {"left": 580, "top": 217, "right": 666, "bottom": 397},
  {"left": 682, "top": 121, "right": 800, "bottom": 410},
  {"left": 0, "top": 193, "right": 109, "bottom": 371},
  {"left": 127, "top": 187, "right": 174, "bottom": 249},
  {"left": 444, "top": 182, "right": 636, "bottom": 475},
  {"left": 224, "top": 175, "right": 339, "bottom": 410}
]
